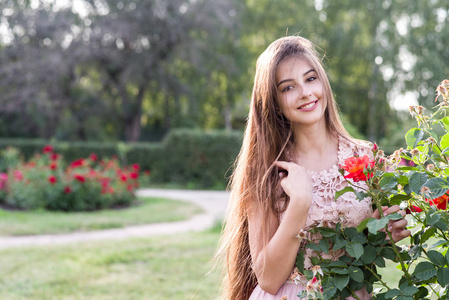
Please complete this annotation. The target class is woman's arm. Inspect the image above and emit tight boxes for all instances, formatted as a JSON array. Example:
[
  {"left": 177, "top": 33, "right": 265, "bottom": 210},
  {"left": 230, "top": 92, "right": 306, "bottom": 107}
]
[{"left": 248, "top": 161, "right": 312, "bottom": 295}]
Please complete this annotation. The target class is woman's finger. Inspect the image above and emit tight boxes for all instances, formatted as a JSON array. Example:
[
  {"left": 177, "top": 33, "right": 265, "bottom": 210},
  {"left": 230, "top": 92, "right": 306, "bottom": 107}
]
[
  {"left": 388, "top": 219, "right": 407, "bottom": 231},
  {"left": 274, "top": 160, "right": 298, "bottom": 171},
  {"left": 384, "top": 205, "right": 400, "bottom": 215},
  {"left": 392, "top": 229, "right": 411, "bottom": 242}
]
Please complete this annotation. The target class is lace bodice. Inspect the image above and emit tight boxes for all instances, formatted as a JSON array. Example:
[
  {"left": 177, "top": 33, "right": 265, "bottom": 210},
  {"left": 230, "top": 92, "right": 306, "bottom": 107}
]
[{"left": 290, "top": 136, "right": 374, "bottom": 269}]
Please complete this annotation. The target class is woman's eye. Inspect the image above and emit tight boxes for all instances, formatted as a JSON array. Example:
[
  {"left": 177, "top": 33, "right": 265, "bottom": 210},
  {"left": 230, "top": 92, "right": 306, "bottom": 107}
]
[
  {"left": 307, "top": 76, "right": 317, "bottom": 82},
  {"left": 281, "top": 86, "right": 293, "bottom": 93}
]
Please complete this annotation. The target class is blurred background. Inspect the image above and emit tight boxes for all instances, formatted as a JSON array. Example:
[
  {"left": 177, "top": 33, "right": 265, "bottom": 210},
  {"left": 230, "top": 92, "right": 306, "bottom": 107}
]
[
  {"left": 0, "top": 1, "right": 448, "bottom": 299},
  {"left": 0, "top": 0, "right": 448, "bottom": 188}
]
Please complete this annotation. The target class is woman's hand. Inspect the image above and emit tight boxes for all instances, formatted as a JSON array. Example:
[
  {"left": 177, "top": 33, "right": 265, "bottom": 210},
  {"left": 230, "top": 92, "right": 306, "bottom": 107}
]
[
  {"left": 274, "top": 160, "right": 313, "bottom": 213},
  {"left": 371, "top": 205, "right": 411, "bottom": 242}
]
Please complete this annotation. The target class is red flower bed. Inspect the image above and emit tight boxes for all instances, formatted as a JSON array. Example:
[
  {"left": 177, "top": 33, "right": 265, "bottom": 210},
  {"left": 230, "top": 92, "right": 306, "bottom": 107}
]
[{"left": 0, "top": 146, "right": 151, "bottom": 212}]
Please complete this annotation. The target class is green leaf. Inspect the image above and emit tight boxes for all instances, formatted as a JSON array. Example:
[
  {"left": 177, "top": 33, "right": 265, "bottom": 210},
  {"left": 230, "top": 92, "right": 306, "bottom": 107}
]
[
  {"left": 346, "top": 243, "right": 364, "bottom": 260},
  {"left": 380, "top": 247, "right": 396, "bottom": 261},
  {"left": 380, "top": 176, "right": 398, "bottom": 191},
  {"left": 402, "top": 285, "right": 419, "bottom": 296},
  {"left": 344, "top": 227, "right": 358, "bottom": 240},
  {"left": 366, "top": 282, "right": 373, "bottom": 294},
  {"left": 409, "top": 172, "right": 429, "bottom": 194},
  {"left": 322, "top": 285, "right": 337, "bottom": 299},
  {"left": 360, "top": 244, "right": 377, "bottom": 264},
  {"left": 405, "top": 128, "right": 424, "bottom": 149},
  {"left": 328, "top": 261, "right": 347, "bottom": 268},
  {"left": 390, "top": 194, "right": 411, "bottom": 202},
  {"left": 319, "top": 239, "right": 330, "bottom": 254},
  {"left": 366, "top": 215, "right": 400, "bottom": 234},
  {"left": 374, "top": 255, "right": 386, "bottom": 267},
  {"left": 369, "top": 232, "right": 387, "bottom": 246},
  {"left": 306, "top": 243, "right": 321, "bottom": 252},
  {"left": 356, "top": 218, "right": 371, "bottom": 232},
  {"left": 437, "top": 267, "right": 449, "bottom": 286},
  {"left": 423, "top": 177, "right": 449, "bottom": 199},
  {"left": 318, "top": 227, "right": 336, "bottom": 237},
  {"left": 296, "top": 250, "right": 305, "bottom": 273},
  {"left": 385, "top": 289, "right": 400, "bottom": 299},
  {"left": 331, "top": 268, "right": 349, "bottom": 275},
  {"left": 427, "top": 250, "right": 446, "bottom": 267},
  {"left": 389, "top": 194, "right": 410, "bottom": 205},
  {"left": 333, "top": 274, "right": 350, "bottom": 291},
  {"left": 333, "top": 235, "right": 347, "bottom": 251},
  {"left": 421, "top": 227, "right": 436, "bottom": 244},
  {"left": 413, "top": 261, "right": 437, "bottom": 280},
  {"left": 335, "top": 186, "right": 355, "bottom": 200},
  {"left": 348, "top": 266, "right": 364, "bottom": 282},
  {"left": 440, "top": 132, "right": 449, "bottom": 149},
  {"left": 426, "top": 212, "right": 442, "bottom": 226}
]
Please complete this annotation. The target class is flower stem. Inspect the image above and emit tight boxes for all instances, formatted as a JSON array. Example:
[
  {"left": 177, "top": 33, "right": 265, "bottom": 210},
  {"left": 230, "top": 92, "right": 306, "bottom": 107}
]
[
  {"left": 347, "top": 287, "right": 361, "bottom": 300},
  {"left": 365, "top": 265, "right": 391, "bottom": 290},
  {"left": 386, "top": 229, "right": 413, "bottom": 282}
]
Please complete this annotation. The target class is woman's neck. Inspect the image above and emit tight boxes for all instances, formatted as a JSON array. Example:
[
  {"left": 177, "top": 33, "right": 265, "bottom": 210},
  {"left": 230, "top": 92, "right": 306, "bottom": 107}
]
[{"left": 290, "top": 124, "right": 339, "bottom": 170}]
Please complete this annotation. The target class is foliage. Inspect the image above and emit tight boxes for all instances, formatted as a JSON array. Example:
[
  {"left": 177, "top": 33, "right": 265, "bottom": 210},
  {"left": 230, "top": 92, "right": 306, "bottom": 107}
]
[
  {"left": 296, "top": 80, "right": 449, "bottom": 299},
  {"left": 0, "top": 129, "right": 242, "bottom": 189},
  {"left": 0, "top": 145, "right": 151, "bottom": 211},
  {"left": 0, "top": 1, "right": 448, "bottom": 144}
]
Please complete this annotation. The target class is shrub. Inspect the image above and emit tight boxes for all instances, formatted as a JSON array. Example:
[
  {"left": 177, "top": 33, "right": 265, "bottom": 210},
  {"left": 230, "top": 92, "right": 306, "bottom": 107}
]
[
  {"left": 0, "top": 129, "right": 243, "bottom": 189},
  {"left": 0, "top": 146, "right": 151, "bottom": 212}
]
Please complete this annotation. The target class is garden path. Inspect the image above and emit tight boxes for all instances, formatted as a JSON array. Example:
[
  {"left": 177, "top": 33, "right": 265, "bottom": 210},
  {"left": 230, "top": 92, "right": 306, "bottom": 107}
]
[{"left": 0, "top": 188, "right": 229, "bottom": 249}]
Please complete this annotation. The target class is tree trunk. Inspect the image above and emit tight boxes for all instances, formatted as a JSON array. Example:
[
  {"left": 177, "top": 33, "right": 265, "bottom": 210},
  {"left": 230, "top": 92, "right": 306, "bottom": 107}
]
[{"left": 124, "top": 85, "right": 145, "bottom": 142}]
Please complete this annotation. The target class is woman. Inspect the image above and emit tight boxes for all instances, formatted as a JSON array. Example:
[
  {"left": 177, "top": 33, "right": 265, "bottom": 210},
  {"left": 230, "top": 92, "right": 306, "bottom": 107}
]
[{"left": 217, "top": 36, "right": 410, "bottom": 300}]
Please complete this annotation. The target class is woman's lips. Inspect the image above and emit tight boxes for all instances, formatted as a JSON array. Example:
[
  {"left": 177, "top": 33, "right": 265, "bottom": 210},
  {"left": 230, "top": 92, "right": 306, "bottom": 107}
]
[{"left": 298, "top": 100, "right": 318, "bottom": 111}]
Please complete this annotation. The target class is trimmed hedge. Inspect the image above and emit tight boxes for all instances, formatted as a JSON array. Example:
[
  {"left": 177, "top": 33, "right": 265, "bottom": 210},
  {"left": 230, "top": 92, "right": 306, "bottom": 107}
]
[{"left": 0, "top": 129, "right": 243, "bottom": 189}]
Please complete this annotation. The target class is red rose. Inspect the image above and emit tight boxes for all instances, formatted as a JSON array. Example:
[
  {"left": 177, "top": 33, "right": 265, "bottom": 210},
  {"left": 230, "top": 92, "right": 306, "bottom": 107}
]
[
  {"left": 13, "top": 170, "right": 23, "bottom": 181},
  {"left": 132, "top": 163, "right": 140, "bottom": 170},
  {"left": 49, "top": 162, "right": 57, "bottom": 170},
  {"left": 127, "top": 184, "right": 134, "bottom": 191},
  {"left": 89, "top": 153, "right": 98, "bottom": 162},
  {"left": 74, "top": 174, "right": 85, "bottom": 183},
  {"left": 43, "top": 145, "right": 54, "bottom": 153},
  {"left": 50, "top": 153, "right": 59, "bottom": 161},
  {"left": 341, "top": 155, "right": 375, "bottom": 182},
  {"left": 48, "top": 175, "right": 57, "bottom": 184},
  {"left": 406, "top": 205, "right": 423, "bottom": 214},
  {"left": 426, "top": 193, "right": 448, "bottom": 210},
  {"left": 64, "top": 186, "right": 72, "bottom": 194},
  {"left": 71, "top": 159, "right": 85, "bottom": 168},
  {"left": 120, "top": 174, "right": 127, "bottom": 182},
  {"left": 130, "top": 172, "right": 139, "bottom": 179}
]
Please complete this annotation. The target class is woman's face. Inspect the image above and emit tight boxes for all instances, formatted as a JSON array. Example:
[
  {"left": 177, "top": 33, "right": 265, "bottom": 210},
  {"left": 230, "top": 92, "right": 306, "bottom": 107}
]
[{"left": 275, "top": 56, "right": 326, "bottom": 129}]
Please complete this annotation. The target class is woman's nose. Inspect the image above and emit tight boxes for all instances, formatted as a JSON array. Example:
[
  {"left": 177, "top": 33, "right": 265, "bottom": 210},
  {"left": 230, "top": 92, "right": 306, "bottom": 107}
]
[{"left": 298, "top": 85, "right": 312, "bottom": 99}]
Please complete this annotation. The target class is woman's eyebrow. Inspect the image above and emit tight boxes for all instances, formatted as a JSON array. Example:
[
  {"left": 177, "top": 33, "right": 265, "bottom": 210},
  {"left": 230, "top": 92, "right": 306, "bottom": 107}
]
[{"left": 276, "top": 69, "right": 316, "bottom": 87}]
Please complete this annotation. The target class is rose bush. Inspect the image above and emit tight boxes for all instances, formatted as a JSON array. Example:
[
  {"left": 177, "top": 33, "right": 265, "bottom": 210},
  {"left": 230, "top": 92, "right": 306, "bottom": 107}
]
[
  {"left": 295, "top": 80, "right": 449, "bottom": 300},
  {"left": 0, "top": 146, "right": 151, "bottom": 211}
]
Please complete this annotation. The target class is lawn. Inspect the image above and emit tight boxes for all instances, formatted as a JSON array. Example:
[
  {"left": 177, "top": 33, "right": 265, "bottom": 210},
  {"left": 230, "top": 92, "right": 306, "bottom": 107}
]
[
  {"left": 0, "top": 197, "right": 202, "bottom": 236},
  {"left": 0, "top": 224, "right": 222, "bottom": 300}
]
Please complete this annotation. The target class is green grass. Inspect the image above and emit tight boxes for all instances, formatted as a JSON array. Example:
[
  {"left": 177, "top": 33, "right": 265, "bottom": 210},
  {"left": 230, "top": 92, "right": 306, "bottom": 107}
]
[
  {"left": 0, "top": 226, "right": 222, "bottom": 300},
  {"left": 0, "top": 197, "right": 202, "bottom": 236}
]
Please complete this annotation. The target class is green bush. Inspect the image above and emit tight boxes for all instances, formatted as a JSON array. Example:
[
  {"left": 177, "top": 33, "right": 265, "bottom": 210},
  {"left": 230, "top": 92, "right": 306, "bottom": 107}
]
[
  {"left": 1, "top": 147, "right": 146, "bottom": 211},
  {"left": 0, "top": 129, "right": 243, "bottom": 189}
]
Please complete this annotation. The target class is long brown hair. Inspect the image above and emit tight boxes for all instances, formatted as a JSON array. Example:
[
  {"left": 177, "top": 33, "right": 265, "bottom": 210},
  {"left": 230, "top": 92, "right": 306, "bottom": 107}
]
[{"left": 216, "top": 36, "right": 350, "bottom": 300}]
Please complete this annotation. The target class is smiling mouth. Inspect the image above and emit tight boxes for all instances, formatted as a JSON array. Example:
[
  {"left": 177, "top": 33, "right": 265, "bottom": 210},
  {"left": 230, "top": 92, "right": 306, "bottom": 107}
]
[{"left": 298, "top": 100, "right": 318, "bottom": 110}]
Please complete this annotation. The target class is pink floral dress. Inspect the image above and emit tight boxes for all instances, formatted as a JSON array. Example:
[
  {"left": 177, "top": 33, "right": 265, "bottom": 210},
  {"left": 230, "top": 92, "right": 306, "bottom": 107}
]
[{"left": 249, "top": 137, "right": 373, "bottom": 300}]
